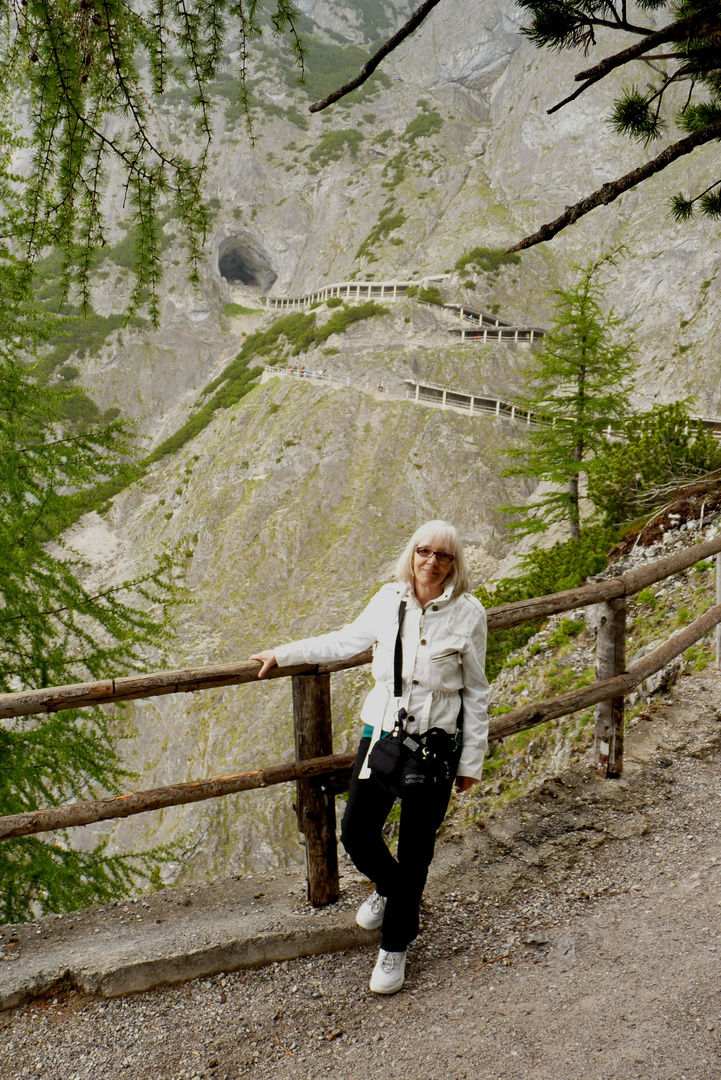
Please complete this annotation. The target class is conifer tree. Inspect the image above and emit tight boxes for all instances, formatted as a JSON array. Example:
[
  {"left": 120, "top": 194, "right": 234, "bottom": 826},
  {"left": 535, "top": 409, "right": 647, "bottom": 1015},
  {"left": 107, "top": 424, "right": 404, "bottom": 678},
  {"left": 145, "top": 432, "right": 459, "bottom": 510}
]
[
  {"left": 0, "top": 134, "right": 185, "bottom": 922},
  {"left": 500, "top": 257, "right": 636, "bottom": 540},
  {"left": 587, "top": 402, "right": 721, "bottom": 525},
  {"left": 0, "top": 342, "right": 184, "bottom": 922},
  {"left": 0, "top": 0, "right": 303, "bottom": 315}
]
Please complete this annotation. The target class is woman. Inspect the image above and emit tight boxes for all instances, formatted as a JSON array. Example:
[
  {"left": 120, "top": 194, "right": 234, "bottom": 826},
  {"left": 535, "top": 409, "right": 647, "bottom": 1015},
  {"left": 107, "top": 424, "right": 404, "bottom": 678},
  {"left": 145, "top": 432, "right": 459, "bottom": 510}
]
[{"left": 251, "top": 520, "right": 489, "bottom": 994}]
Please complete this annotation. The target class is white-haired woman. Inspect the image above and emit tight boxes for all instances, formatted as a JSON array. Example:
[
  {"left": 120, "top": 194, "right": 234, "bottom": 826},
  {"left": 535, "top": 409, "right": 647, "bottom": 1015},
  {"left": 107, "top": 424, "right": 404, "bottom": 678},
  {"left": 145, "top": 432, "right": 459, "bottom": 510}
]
[{"left": 251, "top": 520, "right": 489, "bottom": 994}]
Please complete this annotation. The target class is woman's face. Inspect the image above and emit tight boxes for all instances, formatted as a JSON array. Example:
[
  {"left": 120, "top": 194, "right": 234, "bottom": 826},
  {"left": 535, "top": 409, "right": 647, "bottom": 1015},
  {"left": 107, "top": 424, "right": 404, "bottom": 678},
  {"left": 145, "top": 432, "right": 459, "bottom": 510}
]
[{"left": 412, "top": 540, "right": 455, "bottom": 594}]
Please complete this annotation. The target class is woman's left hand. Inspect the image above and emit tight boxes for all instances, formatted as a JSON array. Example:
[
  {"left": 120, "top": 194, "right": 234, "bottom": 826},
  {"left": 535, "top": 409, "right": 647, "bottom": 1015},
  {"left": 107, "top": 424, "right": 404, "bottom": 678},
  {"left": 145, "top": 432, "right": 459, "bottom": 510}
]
[{"left": 455, "top": 775, "right": 479, "bottom": 793}]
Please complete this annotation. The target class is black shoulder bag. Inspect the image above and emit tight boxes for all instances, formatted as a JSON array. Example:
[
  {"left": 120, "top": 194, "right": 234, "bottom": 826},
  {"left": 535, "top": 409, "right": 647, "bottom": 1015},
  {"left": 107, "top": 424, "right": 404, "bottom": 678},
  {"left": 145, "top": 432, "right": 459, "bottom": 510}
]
[{"left": 367, "top": 600, "right": 463, "bottom": 798}]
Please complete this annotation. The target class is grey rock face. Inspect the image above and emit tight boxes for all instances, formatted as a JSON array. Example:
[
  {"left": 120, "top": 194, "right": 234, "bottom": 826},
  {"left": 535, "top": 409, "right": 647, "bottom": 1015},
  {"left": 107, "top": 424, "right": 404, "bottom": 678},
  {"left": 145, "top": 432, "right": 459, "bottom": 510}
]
[{"left": 49, "top": 0, "right": 721, "bottom": 884}]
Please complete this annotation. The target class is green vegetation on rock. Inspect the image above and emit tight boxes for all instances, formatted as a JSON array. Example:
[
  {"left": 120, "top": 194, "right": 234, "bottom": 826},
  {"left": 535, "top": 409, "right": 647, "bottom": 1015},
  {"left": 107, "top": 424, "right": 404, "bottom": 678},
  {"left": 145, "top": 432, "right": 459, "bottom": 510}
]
[
  {"left": 310, "top": 129, "right": 364, "bottom": 167},
  {"left": 477, "top": 525, "right": 617, "bottom": 680},
  {"left": 454, "top": 247, "right": 522, "bottom": 275},
  {"left": 356, "top": 206, "right": 407, "bottom": 261}
]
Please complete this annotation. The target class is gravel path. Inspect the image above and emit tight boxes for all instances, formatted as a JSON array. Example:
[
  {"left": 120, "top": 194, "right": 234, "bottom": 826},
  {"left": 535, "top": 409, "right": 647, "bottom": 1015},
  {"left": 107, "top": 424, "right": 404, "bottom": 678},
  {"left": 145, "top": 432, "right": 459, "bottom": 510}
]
[{"left": 3, "top": 669, "right": 721, "bottom": 1080}]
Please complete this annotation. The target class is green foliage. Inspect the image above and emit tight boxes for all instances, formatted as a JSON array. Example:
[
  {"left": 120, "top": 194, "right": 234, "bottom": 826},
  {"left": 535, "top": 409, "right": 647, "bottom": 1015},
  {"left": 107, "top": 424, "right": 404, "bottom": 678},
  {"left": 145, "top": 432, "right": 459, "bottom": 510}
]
[
  {"left": 417, "top": 285, "right": 443, "bottom": 306},
  {"left": 325, "top": 297, "right": 343, "bottom": 309},
  {"left": 454, "top": 247, "right": 522, "bottom": 274},
  {"left": 223, "top": 302, "right": 260, "bottom": 317},
  {"left": 382, "top": 151, "right": 407, "bottom": 190},
  {"left": 477, "top": 526, "right": 617, "bottom": 680},
  {"left": 402, "top": 107, "right": 443, "bottom": 144},
  {"left": 0, "top": 0, "right": 306, "bottom": 316},
  {"left": 0, "top": 251, "right": 185, "bottom": 922},
  {"left": 309, "top": 129, "right": 364, "bottom": 167},
  {"left": 291, "top": 37, "right": 390, "bottom": 105},
  {"left": 356, "top": 207, "right": 406, "bottom": 261},
  {"left": 637, "top": 588, "right": 658, "bottom": 607},
  {"left": 587, "top": 402, "right": 721, "bottom": 524},
  {"left": 545, "top": 617, "right": 584, "bottom": 649},
  {"left": 500, "top": 256, "right": 637, "bottom": 539}
]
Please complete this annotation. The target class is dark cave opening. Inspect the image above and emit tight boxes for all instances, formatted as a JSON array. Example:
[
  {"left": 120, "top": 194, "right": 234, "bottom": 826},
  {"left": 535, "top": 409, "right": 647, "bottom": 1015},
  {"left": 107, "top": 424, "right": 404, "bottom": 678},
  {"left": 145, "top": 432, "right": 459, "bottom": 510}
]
[{"left": 218, "top": 234, "right": 277, "bottom": 292}]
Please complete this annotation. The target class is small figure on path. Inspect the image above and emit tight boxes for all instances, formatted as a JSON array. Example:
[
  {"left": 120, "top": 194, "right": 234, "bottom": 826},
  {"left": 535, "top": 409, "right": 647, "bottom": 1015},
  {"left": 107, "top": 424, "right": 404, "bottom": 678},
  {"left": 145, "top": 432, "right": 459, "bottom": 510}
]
[{"left": 251, "top": 520, "right": 489, "bottom": 995}]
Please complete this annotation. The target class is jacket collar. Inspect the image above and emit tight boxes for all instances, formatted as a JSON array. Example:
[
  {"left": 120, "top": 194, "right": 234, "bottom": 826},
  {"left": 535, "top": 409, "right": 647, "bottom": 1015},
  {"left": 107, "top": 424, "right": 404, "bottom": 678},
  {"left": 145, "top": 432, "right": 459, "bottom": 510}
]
[{"left": 397, "top": 580, "right": 455, "bottom": 608}]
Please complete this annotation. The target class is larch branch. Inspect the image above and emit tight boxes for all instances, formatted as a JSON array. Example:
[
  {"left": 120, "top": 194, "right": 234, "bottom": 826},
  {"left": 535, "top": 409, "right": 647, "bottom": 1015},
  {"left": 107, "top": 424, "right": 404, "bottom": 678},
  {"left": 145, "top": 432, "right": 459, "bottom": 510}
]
[
  {"left": 309, "top": 0, "right": 445, "bottom": 113},
  {"left": 506, "top": 118, "right": 721, "bottom": 253}
]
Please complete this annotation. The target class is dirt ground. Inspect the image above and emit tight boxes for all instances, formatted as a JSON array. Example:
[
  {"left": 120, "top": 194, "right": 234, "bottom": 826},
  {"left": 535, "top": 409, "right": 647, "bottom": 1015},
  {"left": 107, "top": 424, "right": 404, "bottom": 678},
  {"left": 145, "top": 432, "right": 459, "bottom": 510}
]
[{"left": 2, "top": 668, "right": 721, "bottom": 1080}]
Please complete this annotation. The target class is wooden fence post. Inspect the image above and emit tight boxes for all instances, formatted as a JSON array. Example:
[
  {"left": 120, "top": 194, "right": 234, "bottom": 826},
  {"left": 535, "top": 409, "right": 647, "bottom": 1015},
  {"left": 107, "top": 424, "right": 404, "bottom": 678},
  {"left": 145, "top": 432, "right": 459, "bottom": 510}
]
[
  {"left": 593, "top": 596, "right": 627, "bottom": 777},
  {"left": 716, "top": 553, "right": 721, "bottom": 671},
  {"left": 292, "top": 672, "right": 339, "bottom": 907}
]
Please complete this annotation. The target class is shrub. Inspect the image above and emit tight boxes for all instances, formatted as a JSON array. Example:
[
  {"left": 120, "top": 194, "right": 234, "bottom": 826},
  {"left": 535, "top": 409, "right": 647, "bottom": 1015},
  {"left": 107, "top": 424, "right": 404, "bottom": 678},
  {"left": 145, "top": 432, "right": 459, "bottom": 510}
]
[
  {"left": 356, "top": 210, "right": 406, "bottom": 261},
  {"left": 454, "top": 246, "right": 522, "bottom": 274},
  {"left": 476, "top": 525, "right": 617, "bottom": 680},
  {"left": 417, "top": 285, "right": 443, "bottom": 306},
  {"left": 588, "top": 402, "right": 721, "bottom": 524},
  {"left": 637, "top": 588, "right": 658, "bottom": 607},
  {"left": 403, "top": 108, "right": 443, "bottom": 144},
  {"left": 309, "top": 129, "right": 363, "bottom": 166}
]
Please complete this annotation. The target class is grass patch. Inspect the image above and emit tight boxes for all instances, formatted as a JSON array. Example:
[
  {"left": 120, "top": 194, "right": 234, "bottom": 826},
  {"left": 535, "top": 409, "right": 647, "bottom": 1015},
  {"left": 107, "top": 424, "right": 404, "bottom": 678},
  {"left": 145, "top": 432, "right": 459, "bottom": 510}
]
[
  {"left": 454, "top": 246, "right": 522, "bottom": 274},
  {"left": 356, "top": 208, "right": 406, "bottom": 261},
  {"left": 223, "top": 302, "right": 261, "bottom": 317},
  {"left": 309, "top": 129, "right": 363, "bottom": 167}
]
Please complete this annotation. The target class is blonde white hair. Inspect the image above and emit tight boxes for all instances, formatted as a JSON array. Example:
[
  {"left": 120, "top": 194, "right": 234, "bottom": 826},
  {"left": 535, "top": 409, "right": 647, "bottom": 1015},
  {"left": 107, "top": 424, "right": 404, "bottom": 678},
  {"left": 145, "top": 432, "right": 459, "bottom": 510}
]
[{"left": 395, "top": 519, "right": 470, "bottom": 597}]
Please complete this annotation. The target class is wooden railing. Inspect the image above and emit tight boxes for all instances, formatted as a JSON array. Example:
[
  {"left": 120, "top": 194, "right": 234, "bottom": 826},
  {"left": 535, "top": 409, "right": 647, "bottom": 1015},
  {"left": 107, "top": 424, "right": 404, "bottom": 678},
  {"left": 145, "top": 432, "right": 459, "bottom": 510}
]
[{"left": 2, "top": 533, "right": 721, "bottom": 907}]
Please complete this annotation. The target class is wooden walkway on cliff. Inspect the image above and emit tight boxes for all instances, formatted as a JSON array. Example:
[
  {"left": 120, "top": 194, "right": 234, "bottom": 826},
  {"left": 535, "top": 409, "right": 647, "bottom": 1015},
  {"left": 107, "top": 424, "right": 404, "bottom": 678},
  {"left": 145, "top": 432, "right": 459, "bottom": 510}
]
[
  {"left": 262, "top": 368, "right": 721, "bottom": 441},
  {"left": 264, "top": 277, "right": 545, "bottom": 346}
]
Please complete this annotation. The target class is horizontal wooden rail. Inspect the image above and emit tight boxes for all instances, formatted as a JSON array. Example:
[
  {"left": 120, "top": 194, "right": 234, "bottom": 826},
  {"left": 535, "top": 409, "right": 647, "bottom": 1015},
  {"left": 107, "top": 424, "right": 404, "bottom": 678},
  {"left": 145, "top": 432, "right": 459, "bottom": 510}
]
[
  {"left": 491, "top": 599, "right": 721, "bottom": 741},
  {"left": 0, "top": 753, "right": 357, "bottom": 840},
  {"left": 3, "top": 597, "right": 720, "bottom": 841},
  {"left": 485, "top": 530, "right": 721, "bottom": 629},
  {"left": 0, "top": 532, "right": 719, "bottom": 722},
  {"left": 0, "top": 653, "right": 372, "bottom": 721}
]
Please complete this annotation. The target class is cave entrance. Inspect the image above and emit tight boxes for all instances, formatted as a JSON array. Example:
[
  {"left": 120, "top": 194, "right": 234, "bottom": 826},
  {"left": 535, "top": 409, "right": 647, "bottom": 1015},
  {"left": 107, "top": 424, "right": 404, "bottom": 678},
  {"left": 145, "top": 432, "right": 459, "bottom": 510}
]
[{"left": 218, "top": 234, "right": 277, "bottom": 292}]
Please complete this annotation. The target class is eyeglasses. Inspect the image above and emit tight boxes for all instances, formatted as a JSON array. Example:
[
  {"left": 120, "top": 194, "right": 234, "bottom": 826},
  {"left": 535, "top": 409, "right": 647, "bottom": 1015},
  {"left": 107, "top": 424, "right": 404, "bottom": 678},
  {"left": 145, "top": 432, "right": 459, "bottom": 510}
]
[{"left": 416, "top": 546, "right": 454, "bottom": 564}]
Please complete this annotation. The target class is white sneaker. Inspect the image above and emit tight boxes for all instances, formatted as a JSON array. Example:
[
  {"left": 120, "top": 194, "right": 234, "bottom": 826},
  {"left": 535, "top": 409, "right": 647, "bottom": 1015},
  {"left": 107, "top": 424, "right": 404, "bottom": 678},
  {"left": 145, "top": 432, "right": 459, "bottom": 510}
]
[
  {"left": 369, "top": 949, "right": 406, "bottom": 994},
  {"left": 356, "top": 891, "right": 387, "bottom": 930}
]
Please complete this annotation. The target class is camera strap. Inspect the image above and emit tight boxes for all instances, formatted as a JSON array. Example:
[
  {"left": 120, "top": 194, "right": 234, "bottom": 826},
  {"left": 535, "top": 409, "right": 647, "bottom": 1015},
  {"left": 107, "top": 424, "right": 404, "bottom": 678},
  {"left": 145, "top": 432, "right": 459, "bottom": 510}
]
[{"left": 393, "top": 599, "right": 406, "bottom": 698}]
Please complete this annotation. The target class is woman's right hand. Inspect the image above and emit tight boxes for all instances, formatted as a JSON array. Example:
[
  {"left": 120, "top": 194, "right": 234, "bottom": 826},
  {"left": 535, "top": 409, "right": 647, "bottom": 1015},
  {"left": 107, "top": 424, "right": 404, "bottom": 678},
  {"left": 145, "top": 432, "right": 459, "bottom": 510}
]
[{"left": 250, "top": 650, "right": 277, "bottom": 679}]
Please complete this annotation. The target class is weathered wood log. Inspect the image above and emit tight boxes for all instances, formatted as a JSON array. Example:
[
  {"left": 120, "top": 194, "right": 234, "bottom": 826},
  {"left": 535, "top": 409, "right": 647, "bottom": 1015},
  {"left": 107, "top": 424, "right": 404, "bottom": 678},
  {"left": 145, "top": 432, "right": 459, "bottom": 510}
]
[
  {"left": 485, "top": 531, "right": 721, "bottom": 631},
  {"left": 5, "top": 600, "right": 721, "bottom": 842},
  {"left": 592, "top": 597, "right": 626, "bottom": 776},
  {"left": 0, "top": 532, "right": 719, "bottom": 724},
  {"left": 486, "top": 578, "right": 626, "bottom": 630},
  {"left": 0, "top": 653, "right": 372, "bottom": 722},
  {"left": 292, "top": 673, "right": 339, "bottom": 907},
  {"left": 0, "top": 752, "right": 356, "bottom": 840},
  {"left": 717, "top": 554, "right": 721, "bottom": 671},
  {"left": 489, "top": 600, "right": 721, "bottom": 743}
]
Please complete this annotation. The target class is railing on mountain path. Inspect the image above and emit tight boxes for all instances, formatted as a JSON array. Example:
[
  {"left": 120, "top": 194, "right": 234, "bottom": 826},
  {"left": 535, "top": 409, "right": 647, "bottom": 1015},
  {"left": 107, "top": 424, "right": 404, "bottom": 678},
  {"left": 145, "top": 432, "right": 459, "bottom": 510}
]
[
  {"left": 1, "top": 535, "right": 721, "bottom": 908},
  {"left": 261, "top": 366, "right": 721, "bottom": 442},
  {"left": 263, "top": 278, "right": 544, "bottom": 345},
  {"left": 265, "top": 276, "right": 450, "bottom": 312},
  {"left": 448, "top": 324, "right": 543, "bottom": 344}
]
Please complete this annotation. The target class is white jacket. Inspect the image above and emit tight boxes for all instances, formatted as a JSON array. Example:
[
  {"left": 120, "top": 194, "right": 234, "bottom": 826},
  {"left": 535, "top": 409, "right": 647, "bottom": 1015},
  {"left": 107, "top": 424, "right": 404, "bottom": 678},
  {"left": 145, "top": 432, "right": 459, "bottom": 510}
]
[{"left": 274, "top": 581, "right": 490, "bottom": 781}]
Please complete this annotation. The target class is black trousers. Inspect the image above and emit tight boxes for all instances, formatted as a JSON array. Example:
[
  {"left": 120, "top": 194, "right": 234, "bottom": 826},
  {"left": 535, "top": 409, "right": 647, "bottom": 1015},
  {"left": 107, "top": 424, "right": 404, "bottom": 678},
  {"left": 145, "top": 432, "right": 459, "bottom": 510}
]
[{"left": 340, "top": 737, "right": 454, "bottom": 953}]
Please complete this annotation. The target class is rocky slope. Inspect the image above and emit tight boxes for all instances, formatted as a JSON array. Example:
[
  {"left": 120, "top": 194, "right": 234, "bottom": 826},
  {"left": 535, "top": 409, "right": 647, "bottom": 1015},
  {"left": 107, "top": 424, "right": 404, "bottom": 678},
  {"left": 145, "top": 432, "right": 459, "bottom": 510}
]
[{"left": 44, "top": 0, "right": 721, "bottom": 883}]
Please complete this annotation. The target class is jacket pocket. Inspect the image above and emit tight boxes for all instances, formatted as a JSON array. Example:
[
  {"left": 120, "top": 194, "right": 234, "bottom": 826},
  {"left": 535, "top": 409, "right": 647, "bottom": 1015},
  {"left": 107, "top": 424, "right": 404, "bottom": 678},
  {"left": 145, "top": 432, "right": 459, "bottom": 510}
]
[{"left": 427, "top": 649, "right": 463, "bottom": 691}]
